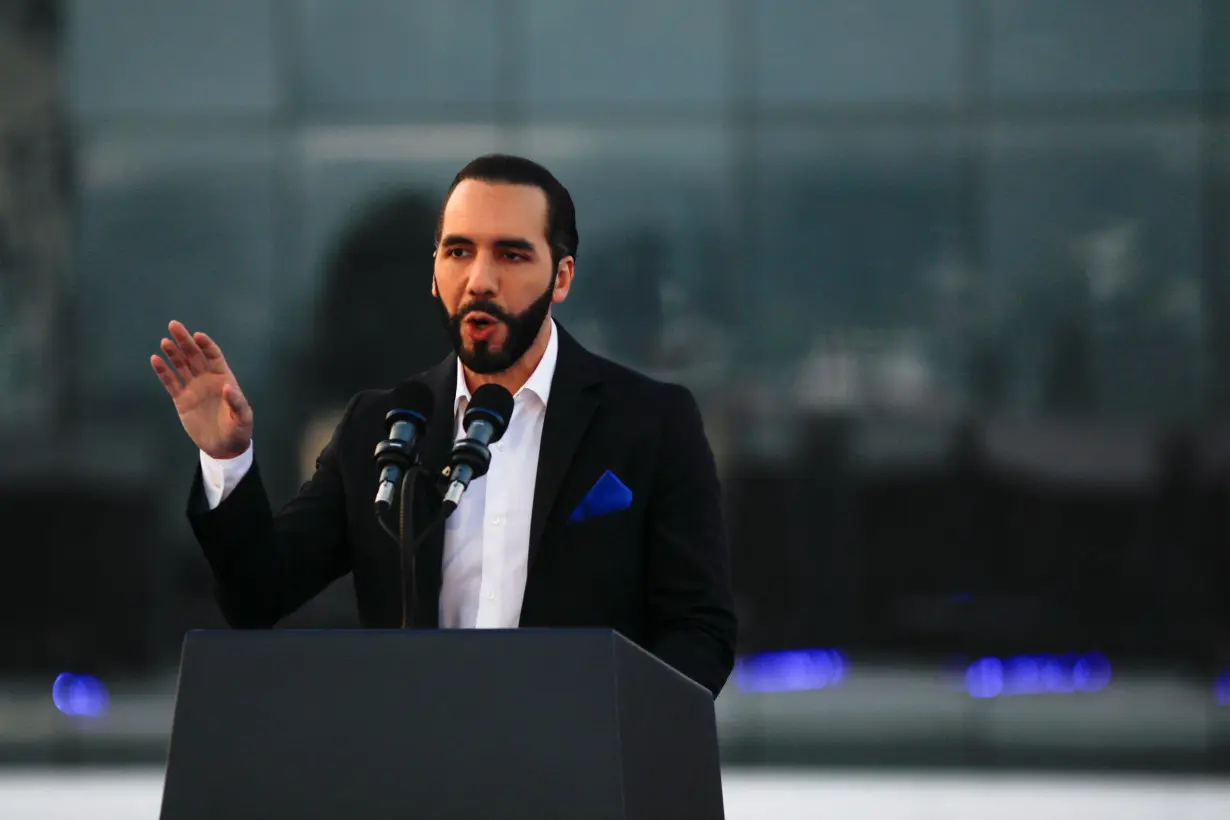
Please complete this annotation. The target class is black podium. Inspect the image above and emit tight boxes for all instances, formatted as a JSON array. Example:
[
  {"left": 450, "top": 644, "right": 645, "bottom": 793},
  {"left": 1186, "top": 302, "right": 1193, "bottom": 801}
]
[{"left": 159, "top": 629, "right": 725, "bottom": 819}]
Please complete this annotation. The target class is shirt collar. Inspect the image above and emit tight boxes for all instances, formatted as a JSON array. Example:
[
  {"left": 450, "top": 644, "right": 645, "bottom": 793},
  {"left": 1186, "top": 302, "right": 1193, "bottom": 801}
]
[{"left": 453, "top": 318, "right": 559, "bottom": 417}]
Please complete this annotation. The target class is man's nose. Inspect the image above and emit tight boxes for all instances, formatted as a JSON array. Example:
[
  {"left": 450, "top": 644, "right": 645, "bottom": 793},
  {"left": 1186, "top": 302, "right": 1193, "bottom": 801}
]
[{"left": 466, "top": 251, "right": 499, "bottom": 296}]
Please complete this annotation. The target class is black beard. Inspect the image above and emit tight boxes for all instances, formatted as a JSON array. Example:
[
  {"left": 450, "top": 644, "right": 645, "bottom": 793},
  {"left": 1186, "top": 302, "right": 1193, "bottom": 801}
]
[{"left": 436, "top": 274, "right": 556, "bottom": 375}]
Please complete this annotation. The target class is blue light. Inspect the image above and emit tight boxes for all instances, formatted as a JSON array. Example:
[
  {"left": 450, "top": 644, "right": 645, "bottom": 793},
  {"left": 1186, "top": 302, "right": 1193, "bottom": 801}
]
[
  {"left": 964, "top": 653, "right": 1110, "bottom": 698},
  {"left": 1213, "top": 670, "right": 1230, "bottom": 706},
  {"left": 1041, "top": 654, "right": 1077, "bottom": 693},
  {"left": 733, "top": 649, "right": 848, "bottom": 693},
  {"left": 966, "top": 657, "right": 1004, "bottom": 698},
  {"left": 1072, "top": 652, "right": 1112, "bottom": 692},
  {"left": 52, "top": 673, "right": 109, "bottom": 717}
]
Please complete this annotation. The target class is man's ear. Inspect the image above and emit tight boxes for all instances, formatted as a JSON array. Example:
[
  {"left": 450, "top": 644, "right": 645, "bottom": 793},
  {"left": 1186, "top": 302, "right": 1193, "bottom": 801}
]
[
  {"left": 431, "top": 275, "right": 439, "bottom": 298},
  {"left": 551, "top": 257, "right": 575, "bottom": 305}
]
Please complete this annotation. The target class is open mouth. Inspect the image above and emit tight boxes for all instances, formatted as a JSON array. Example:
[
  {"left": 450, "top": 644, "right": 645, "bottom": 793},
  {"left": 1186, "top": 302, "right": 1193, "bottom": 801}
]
[
  {"left": 463, "top": 312, "right": 501, "bottom": 340},
  {"left": 465, "top": 312, "right": 498, "bottom": 328}
]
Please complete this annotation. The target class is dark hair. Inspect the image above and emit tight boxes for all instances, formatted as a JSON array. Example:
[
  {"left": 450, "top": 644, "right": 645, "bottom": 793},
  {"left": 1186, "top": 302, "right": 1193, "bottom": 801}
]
[{"left": 435, "top": 154, "right": 579, "bottom": 269}]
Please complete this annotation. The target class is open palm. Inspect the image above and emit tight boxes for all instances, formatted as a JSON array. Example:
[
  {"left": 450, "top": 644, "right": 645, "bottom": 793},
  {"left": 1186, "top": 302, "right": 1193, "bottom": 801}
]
[{"left": 151, "top": 320, "right": 253, "bottom": 459}]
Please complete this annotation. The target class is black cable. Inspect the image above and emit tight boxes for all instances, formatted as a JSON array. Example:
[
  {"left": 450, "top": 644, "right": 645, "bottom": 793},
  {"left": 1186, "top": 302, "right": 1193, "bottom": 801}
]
[
  {"left": 377, "top": 515, "right": 400, "bottom": 551},
  {"left": 375, "top": 467, "right": 449, "bottom": 629}
]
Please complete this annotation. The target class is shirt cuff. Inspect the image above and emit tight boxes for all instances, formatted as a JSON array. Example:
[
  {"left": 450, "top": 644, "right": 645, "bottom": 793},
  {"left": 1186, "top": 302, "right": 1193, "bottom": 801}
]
[{"left": 199, "top": 441, "right": 254, "bottom": 510}]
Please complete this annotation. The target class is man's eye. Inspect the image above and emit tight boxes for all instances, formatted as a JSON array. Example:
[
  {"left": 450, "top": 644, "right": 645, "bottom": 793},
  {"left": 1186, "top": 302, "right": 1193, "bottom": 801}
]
[
  {"left": 447, "top": 248, "right": 468, "bottom": 258},
  {"left": 504, "top": 252, "right": 528, "bottom": 262}
]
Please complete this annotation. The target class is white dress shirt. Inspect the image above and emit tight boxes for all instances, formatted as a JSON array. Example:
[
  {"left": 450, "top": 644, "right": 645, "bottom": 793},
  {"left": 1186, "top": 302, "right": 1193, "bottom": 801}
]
[{"left": 199, "top": 319, "right": 560, "bottom": 630}]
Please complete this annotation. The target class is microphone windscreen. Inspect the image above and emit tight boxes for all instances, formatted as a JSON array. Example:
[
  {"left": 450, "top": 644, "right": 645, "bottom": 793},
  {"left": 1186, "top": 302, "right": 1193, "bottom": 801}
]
[
  {"left": 466, "top": 383, "right": 514, "bottom": 440},
  {"left": 389, "top": 381, "right": 436, "bottom": 423}
]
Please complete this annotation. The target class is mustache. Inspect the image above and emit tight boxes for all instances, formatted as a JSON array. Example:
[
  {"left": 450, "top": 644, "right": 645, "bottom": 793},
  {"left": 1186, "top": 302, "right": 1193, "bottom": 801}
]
[{"left": 451, "top": 300, "right": 514, "bottom": 326}]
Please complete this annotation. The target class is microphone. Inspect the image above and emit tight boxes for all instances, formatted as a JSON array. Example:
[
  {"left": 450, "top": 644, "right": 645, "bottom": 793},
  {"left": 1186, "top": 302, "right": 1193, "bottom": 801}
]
[
  {"left": 441, "top": 383, "right": 514, "bottom": 516},
  {"left": 373, "top": 382, "right": 435, "bottom": 515}
]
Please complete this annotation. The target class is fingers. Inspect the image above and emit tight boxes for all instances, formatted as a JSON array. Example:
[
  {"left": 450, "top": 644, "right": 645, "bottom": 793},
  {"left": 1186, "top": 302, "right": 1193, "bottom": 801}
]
[
  {"left": 168, "top": 320, "right": 207, "bottom": 375},
  {"left": 150, "top": 355, "right": 182, "bottom": 398},
  {"left": 193, "top": 331, "right": 226, "bottom": 364},
  {"left": 160, "top": 338, "right": 194, "bottom": 381}
]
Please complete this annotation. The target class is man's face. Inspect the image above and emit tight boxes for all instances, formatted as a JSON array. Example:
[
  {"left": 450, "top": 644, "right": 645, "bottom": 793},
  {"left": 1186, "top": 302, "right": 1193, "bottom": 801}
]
[{"left": 433, "top": 180, "right": 572, "bottom": 374}]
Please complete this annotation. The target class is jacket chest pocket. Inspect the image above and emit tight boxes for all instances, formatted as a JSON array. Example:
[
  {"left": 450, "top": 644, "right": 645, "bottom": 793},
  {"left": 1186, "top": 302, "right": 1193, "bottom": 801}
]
[{"left": 554, "top": 505, "right": 645, "bottom": 582}]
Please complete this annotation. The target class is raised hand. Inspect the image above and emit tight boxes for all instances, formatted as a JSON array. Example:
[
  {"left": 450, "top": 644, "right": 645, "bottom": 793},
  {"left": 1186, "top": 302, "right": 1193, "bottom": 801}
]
[{"left": 151, "top": 321, "right": 253, "bottom": 459}]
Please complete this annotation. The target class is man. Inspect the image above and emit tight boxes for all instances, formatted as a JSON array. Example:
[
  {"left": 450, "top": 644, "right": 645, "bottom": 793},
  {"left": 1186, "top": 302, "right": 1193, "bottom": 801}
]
[{"left": 150, "top": 154, "right": 736, "bottom": 697}]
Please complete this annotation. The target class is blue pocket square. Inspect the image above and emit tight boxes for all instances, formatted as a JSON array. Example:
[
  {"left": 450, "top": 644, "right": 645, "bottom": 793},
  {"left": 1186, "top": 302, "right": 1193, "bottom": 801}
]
[{"left": 568, "top": 470, "right": 633, "bottom": 523}]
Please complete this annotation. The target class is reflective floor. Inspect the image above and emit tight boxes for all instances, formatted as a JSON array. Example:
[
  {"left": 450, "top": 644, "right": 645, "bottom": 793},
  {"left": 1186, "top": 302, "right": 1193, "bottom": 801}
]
[{"left": 3, "top": 768, "right": 1230, "bottom": 820}]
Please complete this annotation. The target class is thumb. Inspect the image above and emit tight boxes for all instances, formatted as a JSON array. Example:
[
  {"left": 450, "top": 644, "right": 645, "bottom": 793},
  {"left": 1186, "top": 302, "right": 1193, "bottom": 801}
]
[{"left": 222, "top": 383, "right": 247, "bottom": 415}]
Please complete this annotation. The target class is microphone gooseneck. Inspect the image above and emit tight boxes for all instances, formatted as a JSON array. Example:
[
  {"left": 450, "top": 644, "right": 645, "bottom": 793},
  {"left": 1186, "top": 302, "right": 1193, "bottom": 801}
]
[{"left": 370, "top": 381, "right": 436, "bottom": 630}]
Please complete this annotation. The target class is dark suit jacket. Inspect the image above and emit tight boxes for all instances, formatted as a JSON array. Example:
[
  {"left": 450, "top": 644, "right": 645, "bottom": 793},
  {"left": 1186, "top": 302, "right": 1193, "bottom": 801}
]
[{"left": 187, "top": 325, "right": 737, "bottom": 697}]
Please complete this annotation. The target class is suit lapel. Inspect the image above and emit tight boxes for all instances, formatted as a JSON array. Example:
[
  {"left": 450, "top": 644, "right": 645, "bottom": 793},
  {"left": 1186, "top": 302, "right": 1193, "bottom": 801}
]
[
  {"left": 529, "top": 326, "right": 602, "bottom": 568},
  {"left": 408, "top": 354, "right": 457, "bottom": 628},
  {"left": 419, "top": 354, "right": 459, "bottom": 478}
]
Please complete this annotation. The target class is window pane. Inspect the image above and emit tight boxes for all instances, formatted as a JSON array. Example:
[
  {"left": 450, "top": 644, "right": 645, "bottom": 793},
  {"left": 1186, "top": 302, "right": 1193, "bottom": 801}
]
[
  {"left": 754, "top": 0, "right": 963, "bottom": 105},
  {"left": 509, "top": 124, "right": 736, "bottom": 383},
  {"left": 289, "top": 124, "right": 507, "bottom": 389},
  {"left": 987, "top": 0, "right": 1202, "bottom": 99},
  {"left": 523, "top": 0, "right": 725, "bottom": 109},
  {"left": 67, "top": 0, "right": 278, "bottom": 116},
  {"left": 295, "top": 0, "right": 504, "bottom": 112},
  {"left": 984, "top": 121, "right": 1204, "bottom": 419},
  {"left": 74, "top": 131, "right": 279, "bottom": 413},
  {"left": 752, "top": 125, "right": 965, "bottom": 409},
  {"left": 293, "top": 124, "right": 506, "bottom": 294}
]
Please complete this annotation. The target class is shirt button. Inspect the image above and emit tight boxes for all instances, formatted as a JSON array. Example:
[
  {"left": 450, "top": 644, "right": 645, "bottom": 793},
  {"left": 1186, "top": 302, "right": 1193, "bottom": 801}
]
[
  {"left": 486, "top": 592, "right": 495, "bottom": 601},
  {"left": 491, "top": 516, "right": 503, "bottom": 526}
]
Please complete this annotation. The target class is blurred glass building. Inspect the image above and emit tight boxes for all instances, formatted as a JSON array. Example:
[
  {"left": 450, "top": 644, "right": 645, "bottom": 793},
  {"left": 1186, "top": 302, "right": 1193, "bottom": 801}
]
[{"left": 3, "top": 0, "right": 1230, "bottom": 809}]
